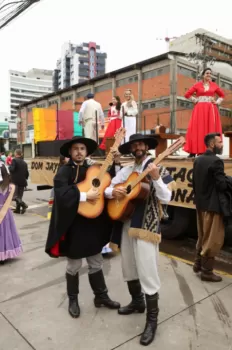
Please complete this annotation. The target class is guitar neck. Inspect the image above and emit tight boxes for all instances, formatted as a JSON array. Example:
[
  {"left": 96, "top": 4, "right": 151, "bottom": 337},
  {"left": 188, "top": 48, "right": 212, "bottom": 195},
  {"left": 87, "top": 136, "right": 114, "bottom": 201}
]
[
  {"left": 97, "top": 138, "right": 122, "bottom": 181},
  {"left": 130, "top": 136, "right": 185, "bottom": 189}
]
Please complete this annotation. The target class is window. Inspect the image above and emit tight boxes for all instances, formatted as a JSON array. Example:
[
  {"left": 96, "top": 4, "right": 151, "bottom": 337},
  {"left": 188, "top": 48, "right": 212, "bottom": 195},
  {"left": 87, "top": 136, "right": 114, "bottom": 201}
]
[
  {"left": 94, "top": 82, "right": 112, "bottom": 93},
  {"left": 142, "top": 99, "right": 170, "bottom": 110},
  {"left": 77, "top": 89, "right": 91, "bottom": 97},
  {"left": 177, "top": 99, "right": 193, "bottom": 109},
  {"left": 37, "top": 103, "right": 46, "bottom": 108},
  {"left": 220, "top": 81, "right": 232, "bottom": 91},
  {"left": 116, "top": 75, "right": 138, "bottom": 87},
  {"left": 27, "top": 125, "right": 34, "bottom": 130},
  {"left": 177, "top": 66, "right": 197, "bottom": 79},
  {"left": 220, "top": 108, "right": 231, "bottom": 117},
  {"left": 61, "top": 95, "right": 73, "bottom": 102},
  {"left": 142, "top": 66, "right": 170, "bottom": 80},
  {"left": 48, "top": 99, "right": 59, "bottom": 106}
]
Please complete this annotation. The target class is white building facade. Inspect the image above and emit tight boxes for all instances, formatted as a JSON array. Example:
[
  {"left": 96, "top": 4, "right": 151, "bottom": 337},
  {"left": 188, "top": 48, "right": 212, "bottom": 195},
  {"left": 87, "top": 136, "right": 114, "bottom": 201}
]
[
  {"left": 53, "top": 41, "right": 107, "bottom": 91},
  {"left": 9, "top": 68, "right": 53, "bottom": 121}
]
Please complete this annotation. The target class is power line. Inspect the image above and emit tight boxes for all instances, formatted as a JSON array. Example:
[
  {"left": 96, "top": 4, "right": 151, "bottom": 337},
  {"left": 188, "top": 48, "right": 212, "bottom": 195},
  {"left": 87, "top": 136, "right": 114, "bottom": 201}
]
[{"left": 0, "top": 0, "right": 40, "bottom": 29}]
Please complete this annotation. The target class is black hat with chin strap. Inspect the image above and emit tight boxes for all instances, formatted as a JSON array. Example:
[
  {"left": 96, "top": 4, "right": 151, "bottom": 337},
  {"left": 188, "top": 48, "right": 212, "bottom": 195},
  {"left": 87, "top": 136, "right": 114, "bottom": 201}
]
[
  {"left": 60, "top": 137, "right": 98, "bottom": 157},
  {"left": 118, "top": 133, "right": 159, "bottom": 155}
]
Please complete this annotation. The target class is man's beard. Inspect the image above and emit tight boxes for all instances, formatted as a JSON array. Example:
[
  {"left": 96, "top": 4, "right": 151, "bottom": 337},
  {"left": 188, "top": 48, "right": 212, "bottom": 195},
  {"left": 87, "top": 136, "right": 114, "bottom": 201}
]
[
  {"left": 132, "top": 149, "right": 147, "bottom": 159},
  {"left": 213, "top": 146, "right": 223, "bottom": 155},
  {"left": 74, "top": 155, "right": 84, "bottom": 163}
]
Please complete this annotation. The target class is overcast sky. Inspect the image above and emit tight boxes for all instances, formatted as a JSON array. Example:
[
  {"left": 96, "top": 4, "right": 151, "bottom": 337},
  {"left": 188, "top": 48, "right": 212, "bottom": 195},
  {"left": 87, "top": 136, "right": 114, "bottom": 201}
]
[{"left": 0, "top": 0, "right": 231, "bottom": 113}]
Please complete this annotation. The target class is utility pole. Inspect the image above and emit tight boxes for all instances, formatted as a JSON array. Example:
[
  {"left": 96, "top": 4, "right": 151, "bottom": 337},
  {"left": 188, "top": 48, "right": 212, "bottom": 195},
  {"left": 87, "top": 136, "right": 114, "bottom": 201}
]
[{"left": 187, "top": 33, "right": 216, "bottom": 74}]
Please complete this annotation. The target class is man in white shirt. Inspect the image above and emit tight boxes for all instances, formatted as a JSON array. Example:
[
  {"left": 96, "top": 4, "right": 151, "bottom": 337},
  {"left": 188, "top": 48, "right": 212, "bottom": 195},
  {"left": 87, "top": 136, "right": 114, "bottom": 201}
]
[
  {"left": 105, "top": 133, "right": 175, "bottom": 346},
  {"left": 79, "top": 93, "right": 105, "bottom": 142}
]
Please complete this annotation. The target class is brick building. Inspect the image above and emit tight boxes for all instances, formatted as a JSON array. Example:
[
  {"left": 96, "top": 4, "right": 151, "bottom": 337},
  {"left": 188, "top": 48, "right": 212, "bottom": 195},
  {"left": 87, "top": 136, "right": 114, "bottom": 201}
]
[{"left": 17, "top": 51, "right": 232, "bottom": 148}]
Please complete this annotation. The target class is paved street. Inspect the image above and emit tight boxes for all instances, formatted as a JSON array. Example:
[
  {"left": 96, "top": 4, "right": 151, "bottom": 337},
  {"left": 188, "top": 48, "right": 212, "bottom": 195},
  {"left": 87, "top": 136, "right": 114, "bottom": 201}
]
[{"left": 0, "top": 184, "right": 232, "bottom": 350}]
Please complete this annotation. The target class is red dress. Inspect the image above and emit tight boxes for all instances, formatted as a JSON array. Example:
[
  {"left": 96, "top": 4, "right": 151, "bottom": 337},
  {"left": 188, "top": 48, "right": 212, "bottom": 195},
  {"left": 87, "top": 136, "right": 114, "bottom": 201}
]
[
  {"left": 184, "top": 81, "right": 225, "bottom": 154},
  {"left": 99, "top": 106, "right": 122, "bottom": 150}
]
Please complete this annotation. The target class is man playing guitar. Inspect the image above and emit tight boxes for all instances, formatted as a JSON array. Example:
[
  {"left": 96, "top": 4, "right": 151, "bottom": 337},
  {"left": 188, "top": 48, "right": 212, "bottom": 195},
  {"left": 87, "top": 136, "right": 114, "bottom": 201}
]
[
  {"left": 45, "top": 136, "right": 120, "bottom": 319},
  {"left": 105, "top": 133, "right": 175, "bottom": 346}
]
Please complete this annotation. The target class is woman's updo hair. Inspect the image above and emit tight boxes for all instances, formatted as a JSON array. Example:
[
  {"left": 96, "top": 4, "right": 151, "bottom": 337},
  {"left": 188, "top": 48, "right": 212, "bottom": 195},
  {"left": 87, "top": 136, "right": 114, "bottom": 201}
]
[{"left": 201, "top": 67, "right": 212, "bottom": 77}]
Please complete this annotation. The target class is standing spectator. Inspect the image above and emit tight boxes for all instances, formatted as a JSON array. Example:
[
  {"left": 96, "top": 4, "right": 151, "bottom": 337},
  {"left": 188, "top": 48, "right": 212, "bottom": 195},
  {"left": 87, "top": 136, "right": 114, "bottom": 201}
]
[
  {"left": 0, "top": 152, "right": 6, "bottom": 163},
  {"left": 193, "top": 133, "right": 226, "bottom": 282},
  {"left": 0, "top": 162, "right": 22, "bottom": 264},
  {"left": 6, "top": 152, "right": 13, "bottom": 166},
  {"left": 9, "top": 149, "right": 29, "bottom": 214}
]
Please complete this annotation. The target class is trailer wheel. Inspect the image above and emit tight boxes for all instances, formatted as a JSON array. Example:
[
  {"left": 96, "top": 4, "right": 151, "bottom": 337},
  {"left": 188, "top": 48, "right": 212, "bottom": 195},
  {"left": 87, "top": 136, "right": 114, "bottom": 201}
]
[{"left": 161, "top": 206, "right": 193, "bottom": 240}]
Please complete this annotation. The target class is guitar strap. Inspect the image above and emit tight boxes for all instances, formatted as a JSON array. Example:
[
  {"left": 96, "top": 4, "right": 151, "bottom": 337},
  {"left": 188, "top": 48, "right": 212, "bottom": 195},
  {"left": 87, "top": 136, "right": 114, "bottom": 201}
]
[
  {"left": 142, "top": 157, "right": 155, "bottom": 182},
  {"left": 142, "top": 157, "right": 164, "bottom": 220}
]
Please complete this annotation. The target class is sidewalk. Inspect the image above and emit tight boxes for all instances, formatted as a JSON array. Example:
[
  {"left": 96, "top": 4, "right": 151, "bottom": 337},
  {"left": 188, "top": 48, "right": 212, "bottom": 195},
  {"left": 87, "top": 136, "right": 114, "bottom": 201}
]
[{"left": 0, "top": 212, "right": 232, "bottom": 350}]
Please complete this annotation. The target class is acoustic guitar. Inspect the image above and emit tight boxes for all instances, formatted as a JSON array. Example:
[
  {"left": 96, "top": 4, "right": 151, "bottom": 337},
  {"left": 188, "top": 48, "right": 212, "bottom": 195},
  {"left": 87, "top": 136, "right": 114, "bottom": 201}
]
[
  {"left": 77, "top": 127, "right": 126, "bottom": 218},
  {"left": 107, "top": 136, "right": 185, "bottom": 221}
]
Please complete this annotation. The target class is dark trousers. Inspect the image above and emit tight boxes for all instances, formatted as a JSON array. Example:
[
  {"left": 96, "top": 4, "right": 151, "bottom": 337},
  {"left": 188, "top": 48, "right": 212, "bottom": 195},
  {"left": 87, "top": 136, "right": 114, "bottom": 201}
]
[{"left": 14, "top": 186, "right": 25, "bottom": 202}]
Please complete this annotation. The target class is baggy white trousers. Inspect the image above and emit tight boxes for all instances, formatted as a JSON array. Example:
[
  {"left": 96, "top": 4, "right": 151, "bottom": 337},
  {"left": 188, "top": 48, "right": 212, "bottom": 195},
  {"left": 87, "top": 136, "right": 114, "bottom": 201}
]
[{"left": 120, "top": 220, "right": 161, "bottom": 295}]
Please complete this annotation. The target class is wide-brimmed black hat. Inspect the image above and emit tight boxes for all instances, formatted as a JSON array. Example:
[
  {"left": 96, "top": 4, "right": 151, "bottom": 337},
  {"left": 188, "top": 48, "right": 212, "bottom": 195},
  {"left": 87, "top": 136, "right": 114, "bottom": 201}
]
[
  {"left": 60, "top": 137, "right": 98, "bottom": 157},
  {"left": 118, "top": 133, "right": 158, "bottom": 155}
]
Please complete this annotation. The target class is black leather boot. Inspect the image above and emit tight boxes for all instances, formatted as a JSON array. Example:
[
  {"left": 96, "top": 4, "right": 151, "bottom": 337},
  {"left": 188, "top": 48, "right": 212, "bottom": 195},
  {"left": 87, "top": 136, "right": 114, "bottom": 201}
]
[
  {"left": 88, "top": 270, "right": 120, "bottom": 309},
  {"left": 14, "top": 199, "right": 21, "bottom": 214},
  {"left": 118, "top": 280, "right": 145, "bottom": 315},
  {"left": 193, "top": 249, "right": 202, "bottom": 273},
  {"left": 140, "top": 293, "right": 159, "bottom": 346},
  {"left": 20, "top": 201, "right": 28, "bottom": 214},
  {"left": 66, "top": 272, "right": 80, "bottom": 318},
  {"left": 201, "top": 257, "right": 222, "bottom": 282}
]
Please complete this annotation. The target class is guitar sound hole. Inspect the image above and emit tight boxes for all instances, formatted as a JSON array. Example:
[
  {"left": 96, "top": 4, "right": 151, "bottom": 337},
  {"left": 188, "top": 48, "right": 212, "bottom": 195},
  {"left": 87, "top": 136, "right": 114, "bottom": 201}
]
[
  {"left": 92, "top": 178, "right": 100, "bottom": 188},
  {"left": 126, "top": 185, "right": 131, "bottom": 194}
]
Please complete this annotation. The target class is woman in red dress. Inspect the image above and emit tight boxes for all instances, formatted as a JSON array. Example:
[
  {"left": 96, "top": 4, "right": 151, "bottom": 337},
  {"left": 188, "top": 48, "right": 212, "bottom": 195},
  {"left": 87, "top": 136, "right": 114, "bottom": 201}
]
[
  {"left": 99, "top": 96, "right": 122, "bottom": 151},
  {"left": 184, "top": 68, "right": 225, "bottom": 157}
]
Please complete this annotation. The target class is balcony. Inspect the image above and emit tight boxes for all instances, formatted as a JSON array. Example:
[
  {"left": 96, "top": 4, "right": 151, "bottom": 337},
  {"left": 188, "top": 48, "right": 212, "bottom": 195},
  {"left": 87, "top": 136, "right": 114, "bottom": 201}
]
[
  {"left": 79, "top": 57, "right": 89, "bottom": 63},
  {"left": 211, "top": 43, "right": 232, "bottom": 57},
  {"left": 96, "top": 52, "right": 107, "bottom": 59},
  {"left": 76, "top": 48, "right": 88, "bottom": 55}
]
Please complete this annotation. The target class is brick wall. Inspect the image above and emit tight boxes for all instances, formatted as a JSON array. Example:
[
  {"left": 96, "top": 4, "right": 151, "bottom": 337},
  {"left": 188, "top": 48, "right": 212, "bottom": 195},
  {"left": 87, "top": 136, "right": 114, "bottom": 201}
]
[
  {"left": 94, "top": 90, "right": 113, "bottom": 109},
  {"left": 27, "top": 110, "right": 33, "bottom": 125},
  {"left": 116, "top": 82, "right": 138, "bottom": 101},
  {"left": 142, "top": 74, "right": 170, "bottom": 100},
  {"left": 18, "top": 57, "right": 232, "bottom": 140},
  {"left": 141, "top": 107, "right": 170, "bottom": 131},
  {"left": 177, "top": 74, "right": 196, "bottom": 97},
  {"left": 60, "top": 100, "right": 73, "bottom": 110},
  {"left": 176, "top": 110, "right": 191, "bottom": 130},
  {"left": 222, "top": 89, "right": 232, "bottom": 108}
]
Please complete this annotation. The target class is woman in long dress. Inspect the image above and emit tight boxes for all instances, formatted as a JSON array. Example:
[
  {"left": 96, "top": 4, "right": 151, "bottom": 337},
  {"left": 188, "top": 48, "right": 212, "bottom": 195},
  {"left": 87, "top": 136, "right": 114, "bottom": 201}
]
[
  {"left": 184, "top": 67, "right": 225, "bottom": 157},
  {"left": 120, "top": 89, "right": 138, "bottom": 142},
  {"left": 99, "top": 96, "right": 122, "bottom": 151},
  {"left": 0, "top": 162, "right": 22, "bottom": 263}
]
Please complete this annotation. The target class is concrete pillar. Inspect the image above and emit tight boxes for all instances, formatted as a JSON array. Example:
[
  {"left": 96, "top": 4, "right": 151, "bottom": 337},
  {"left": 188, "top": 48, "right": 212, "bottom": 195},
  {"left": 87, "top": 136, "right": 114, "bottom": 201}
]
[
  {"left": 170, "top": 58, "right": 177, "bottom": 133},
  {"left": 112, "top": 77, "right": 116, "bottom": 96},
  {"left": 73, "top": 90, "right": 77, "bottom": 109},
  {"left": 137, "top": 69, "right": 142, "bottom": 132},
  {"left": 57, "top": 96, "right": 61, "bottom": 109}
]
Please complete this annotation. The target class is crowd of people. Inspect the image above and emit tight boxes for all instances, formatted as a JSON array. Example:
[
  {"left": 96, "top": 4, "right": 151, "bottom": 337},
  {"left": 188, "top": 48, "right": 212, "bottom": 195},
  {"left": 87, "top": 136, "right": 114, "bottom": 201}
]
[{"left": 0, "top": 67, "right": 230, "bottom": 347}]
